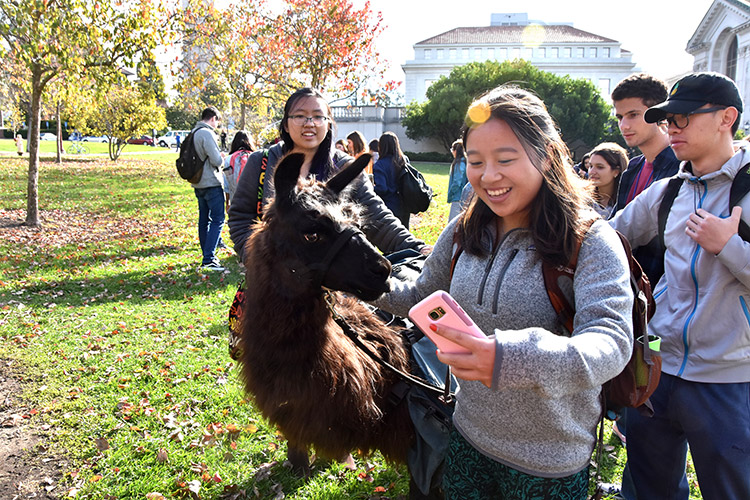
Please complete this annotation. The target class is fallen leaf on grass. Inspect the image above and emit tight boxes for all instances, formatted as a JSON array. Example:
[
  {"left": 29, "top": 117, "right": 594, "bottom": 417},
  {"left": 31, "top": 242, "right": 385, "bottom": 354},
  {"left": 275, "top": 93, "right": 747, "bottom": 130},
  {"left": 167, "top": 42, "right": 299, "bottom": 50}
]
[
  {"left": 156, "top": 448, "right": 169, "bottom": 463},
  {"left": 145, "top": 493, "right": 166, "bottom": 500},
  {"left": 94, "top": 437, "right": 110, "bottom": 451}
]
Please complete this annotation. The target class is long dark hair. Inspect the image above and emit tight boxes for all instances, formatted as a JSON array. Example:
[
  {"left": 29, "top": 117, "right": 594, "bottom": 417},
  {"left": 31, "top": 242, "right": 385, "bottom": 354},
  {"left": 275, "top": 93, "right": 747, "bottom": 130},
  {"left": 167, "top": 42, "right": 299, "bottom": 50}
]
[
  {"left": 230, "top": 130, "right": 255, "bottom": 155},
  {"left": 378, "top": 131, "right": 405, "bottom": 168},
  {"left": 278, "top": 87, "right": 337, "bottom": 179},
  {"left": 460, "top": 85, "right": 593, "bottom": 267},
  {"left": 588, "top": 142, "right": 627, "bottom": 205},
  {"left": 347, "top": 131, "right": 367, "bottom": 156},
  {"left": 450, "top": 139, "right": 465, "bottom": 174}
]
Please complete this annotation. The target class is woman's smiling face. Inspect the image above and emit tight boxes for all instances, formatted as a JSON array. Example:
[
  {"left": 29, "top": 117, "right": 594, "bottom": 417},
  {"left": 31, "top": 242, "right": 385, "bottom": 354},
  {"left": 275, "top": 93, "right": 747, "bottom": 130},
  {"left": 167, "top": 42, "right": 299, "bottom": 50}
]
[
  {"left": 284, "top": 96, "right": 330, "bottom": 154},
  {"left": 465, "top": 117, "right": 544, "bottom": 231}
]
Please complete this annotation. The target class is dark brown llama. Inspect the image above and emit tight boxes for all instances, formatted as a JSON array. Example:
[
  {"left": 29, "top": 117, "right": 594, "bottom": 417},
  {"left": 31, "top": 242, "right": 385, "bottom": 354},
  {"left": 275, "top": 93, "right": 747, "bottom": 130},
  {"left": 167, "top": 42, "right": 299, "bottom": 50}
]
[{"left": 239, "top": 152, "right": 414, "bottom": 475}]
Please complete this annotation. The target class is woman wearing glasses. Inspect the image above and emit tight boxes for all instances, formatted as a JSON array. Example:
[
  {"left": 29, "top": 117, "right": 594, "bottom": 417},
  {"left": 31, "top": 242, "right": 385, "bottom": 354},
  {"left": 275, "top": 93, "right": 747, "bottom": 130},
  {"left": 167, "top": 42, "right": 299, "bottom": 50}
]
[{"left": 228, "top": 87, "right": 426, "bottom": 262}]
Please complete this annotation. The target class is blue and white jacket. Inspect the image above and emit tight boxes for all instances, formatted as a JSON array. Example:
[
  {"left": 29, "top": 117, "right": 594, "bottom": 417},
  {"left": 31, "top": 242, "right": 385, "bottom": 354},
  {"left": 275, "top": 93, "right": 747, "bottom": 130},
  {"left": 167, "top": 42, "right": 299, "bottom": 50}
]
[{"left": 611, "top": 147, "right": 750, "bottom": 383}]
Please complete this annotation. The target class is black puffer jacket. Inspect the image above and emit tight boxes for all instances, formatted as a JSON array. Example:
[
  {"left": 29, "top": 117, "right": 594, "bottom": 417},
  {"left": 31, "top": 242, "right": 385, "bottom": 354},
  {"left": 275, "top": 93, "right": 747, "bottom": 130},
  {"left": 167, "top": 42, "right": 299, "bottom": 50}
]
[{"left": 228, "top": 142, "right": 424, "bottom": 260}]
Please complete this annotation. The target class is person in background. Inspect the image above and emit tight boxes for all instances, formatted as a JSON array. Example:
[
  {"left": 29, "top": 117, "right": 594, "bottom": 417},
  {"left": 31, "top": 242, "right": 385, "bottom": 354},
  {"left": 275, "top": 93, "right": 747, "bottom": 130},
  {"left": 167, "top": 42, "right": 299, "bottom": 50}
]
[
  {"left": 368, "top": 138, "right": 379, "bottom": 163},
  {"left": 190, "top": 106, "right": 226, "bottom": 272},
  {"left": 347, "top": 130, "right": 371, "bottom": 174},
  {"left": 447, "top": 139, "right": 468, "bottom": 221},
  {"left": 610, "top": 71, "right": 750, "bottom": 500},
  {"left": 228, "top": 88, "right": 426, "bottom": 264},
  {"left": 15, "top": 134, "right": 23, "bottom": 156},
  {"left": 587, "top": 142, "right": 627, "bottom": 219},
  {"left": 373, "top": 85, "right": 632, "bottom": 499},
  {"left": 220, "top": 129, "right": 228, "bottom": 151},
  {"left": 574, "top": 152, "right": 591, "bottom": 179},
  {"left": 175, "top": 133, "right": 181, "bottom": 151},
  {"left": 222, "top": 130, "right": 255, "bottom": 205},
  {"left": 335, "top": 139, "right": 349, "bottom": 154},
  {"left": 373, "top": 131, "right": 410, "bottom": 229}
]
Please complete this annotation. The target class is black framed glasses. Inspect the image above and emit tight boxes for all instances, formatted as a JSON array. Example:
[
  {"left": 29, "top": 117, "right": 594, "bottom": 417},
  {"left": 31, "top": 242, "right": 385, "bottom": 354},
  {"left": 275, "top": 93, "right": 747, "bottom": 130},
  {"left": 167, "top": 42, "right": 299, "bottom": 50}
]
[
  {"left": 288, "top": 115, "right": 329, "bottom": 126},
  {"left": 665, "top": 106, "right": 726, "bottom": 129}
]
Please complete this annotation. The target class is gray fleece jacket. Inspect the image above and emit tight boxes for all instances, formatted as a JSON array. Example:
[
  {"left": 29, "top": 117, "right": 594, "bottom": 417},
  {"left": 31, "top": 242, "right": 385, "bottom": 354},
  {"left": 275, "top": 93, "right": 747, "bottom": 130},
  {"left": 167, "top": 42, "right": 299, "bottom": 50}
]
[
  {"left": 373, "top": 216, "right": 633, "bottom": 478},
  {"left": 611, "top": 146, "right": 750, "bottom": 383},
  {"left": 190, "top": 121, "right": 224, "bottom": 189},
  {"left": 227, "top": 142, "right": 424, "bottom": 260}
]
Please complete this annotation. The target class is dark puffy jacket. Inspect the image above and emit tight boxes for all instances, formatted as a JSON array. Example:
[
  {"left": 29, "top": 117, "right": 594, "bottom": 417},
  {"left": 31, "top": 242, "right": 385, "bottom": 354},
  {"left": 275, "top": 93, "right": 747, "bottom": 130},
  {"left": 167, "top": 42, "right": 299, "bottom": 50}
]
[{"left": 228, "top": 142, "right": 424, "bottom": 260}]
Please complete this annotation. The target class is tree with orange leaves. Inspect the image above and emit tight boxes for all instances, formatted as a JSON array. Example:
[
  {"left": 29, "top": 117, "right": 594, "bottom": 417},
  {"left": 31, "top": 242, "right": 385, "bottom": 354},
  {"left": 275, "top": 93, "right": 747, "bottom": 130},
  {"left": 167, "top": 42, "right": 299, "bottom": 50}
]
[{"left": 177, "top": 0, "right": 394, "bottom": 131}]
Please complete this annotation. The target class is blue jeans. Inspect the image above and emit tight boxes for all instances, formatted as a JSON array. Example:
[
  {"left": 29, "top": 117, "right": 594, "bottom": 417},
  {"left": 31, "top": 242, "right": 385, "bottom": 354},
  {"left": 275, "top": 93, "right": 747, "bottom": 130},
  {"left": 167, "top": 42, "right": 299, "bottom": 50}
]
[
  {"left": 194, "top": 186, "right": 225, "bottom": 265},
  {"left": 624, "top": 373, "right": 750, "bottom": 500}
]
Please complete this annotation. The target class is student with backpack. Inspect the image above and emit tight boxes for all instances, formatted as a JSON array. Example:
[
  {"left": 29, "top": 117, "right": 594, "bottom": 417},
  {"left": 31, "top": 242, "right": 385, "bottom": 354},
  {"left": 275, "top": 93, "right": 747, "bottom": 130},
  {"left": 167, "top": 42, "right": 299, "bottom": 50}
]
[
  {"left": 188, "top": 106, "right": 226, "bottom": 272},
  {"left": 610, "top": 72, "right": 750, "bottom": 500},
  {"left": 373, "top": 85, "right": 634, "bottom": 499},
  {"left": 222, "top": 130, "right": 255, "bottom": 205}
]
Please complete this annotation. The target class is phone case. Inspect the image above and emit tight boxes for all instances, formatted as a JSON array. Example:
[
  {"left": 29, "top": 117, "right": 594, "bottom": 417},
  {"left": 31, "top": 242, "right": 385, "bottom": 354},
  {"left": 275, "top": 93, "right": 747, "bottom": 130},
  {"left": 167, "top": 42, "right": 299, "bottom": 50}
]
[{"left": 408, "top": 290, "right": 484, "bottom": 353}]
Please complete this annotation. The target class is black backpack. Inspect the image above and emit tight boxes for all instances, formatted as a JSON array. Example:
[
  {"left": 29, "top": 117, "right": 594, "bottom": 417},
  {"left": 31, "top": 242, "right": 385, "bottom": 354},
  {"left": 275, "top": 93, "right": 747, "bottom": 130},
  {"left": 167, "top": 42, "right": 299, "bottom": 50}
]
[
  {"left": 176, "top": 131, "right": 204, "bottom": 184},
  {"left": 658, "top": 162, "right": 750, "bottom": 247},
  {"left": 398, "top": 162, "right": 433, "bottom": 214}
]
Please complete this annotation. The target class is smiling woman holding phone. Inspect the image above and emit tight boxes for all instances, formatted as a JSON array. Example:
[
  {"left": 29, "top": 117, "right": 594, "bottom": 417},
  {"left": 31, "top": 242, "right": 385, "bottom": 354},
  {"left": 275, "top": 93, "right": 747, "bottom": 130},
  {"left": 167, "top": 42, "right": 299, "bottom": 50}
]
[{"left": 373, "top": 85, "right": 633, "bottom": 499}]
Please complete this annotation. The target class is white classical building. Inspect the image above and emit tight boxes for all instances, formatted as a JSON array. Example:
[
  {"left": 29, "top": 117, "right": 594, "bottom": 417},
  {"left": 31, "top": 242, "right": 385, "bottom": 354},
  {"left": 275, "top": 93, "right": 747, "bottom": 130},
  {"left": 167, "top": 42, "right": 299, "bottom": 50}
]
[
  {"left": 687, "top": 0, "right": 750, "bottom": 131},
  {"left": 334, "top": 13, "right": 639, "bottom": 153},
  {"left": 402, "top": 13, "right": 637, "bottom": 104}
]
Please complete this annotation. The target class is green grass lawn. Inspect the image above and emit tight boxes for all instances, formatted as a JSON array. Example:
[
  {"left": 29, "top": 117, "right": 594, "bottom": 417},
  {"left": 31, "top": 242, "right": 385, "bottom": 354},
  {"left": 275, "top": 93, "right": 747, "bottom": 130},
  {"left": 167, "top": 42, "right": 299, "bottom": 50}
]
[
  {"left": 0, "top": 137, "right": 178, "bottom": 163},
  {"left": 0, "top": 155, "right": 700, "bottom": 499}
]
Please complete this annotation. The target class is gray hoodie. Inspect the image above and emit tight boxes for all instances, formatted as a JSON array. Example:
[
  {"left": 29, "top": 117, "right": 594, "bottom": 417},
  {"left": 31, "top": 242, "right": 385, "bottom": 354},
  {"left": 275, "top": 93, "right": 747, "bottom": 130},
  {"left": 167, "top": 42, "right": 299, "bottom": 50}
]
[
  {"left": 374, "top": 216, "right": 633, "bottom": 478},
  {"left": 611, "top": 146, "right": 750, "bottom": 383},
  {"left": 190, "top": 121, "right": 224, "bottom": 189}
]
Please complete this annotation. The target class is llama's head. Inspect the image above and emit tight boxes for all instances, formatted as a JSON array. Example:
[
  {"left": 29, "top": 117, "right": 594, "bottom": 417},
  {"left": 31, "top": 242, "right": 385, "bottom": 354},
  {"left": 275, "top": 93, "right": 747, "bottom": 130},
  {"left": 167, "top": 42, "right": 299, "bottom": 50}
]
[{"left": 261, "top": 152, "right": 392, "bottom": 300}]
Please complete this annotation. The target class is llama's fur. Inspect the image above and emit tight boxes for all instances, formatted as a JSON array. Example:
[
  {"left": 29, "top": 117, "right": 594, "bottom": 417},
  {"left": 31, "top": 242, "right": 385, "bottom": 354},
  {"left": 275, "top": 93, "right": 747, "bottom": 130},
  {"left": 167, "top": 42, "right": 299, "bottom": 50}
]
[{"left": 239, "top": 153, "right": 414, "bottom": 467}]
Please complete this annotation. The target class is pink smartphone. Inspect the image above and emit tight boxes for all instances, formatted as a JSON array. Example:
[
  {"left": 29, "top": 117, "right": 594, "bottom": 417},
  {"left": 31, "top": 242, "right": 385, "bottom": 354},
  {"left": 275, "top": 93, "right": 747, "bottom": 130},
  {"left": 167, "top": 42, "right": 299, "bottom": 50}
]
[{"left": 408, "top": 290, "right": 484, "bottom": 353}]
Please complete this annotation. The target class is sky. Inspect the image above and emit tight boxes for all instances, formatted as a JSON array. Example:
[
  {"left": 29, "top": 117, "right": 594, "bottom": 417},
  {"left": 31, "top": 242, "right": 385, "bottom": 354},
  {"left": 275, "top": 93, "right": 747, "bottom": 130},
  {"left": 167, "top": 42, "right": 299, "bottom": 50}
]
[{"left": 363, "top": 0, "right": 716, "bottom": 87}]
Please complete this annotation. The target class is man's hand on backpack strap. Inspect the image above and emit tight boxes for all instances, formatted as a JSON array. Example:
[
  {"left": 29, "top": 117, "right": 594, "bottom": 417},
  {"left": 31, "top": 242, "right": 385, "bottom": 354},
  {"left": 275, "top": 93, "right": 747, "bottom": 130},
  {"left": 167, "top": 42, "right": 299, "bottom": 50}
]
[{"left": 686, "top": 206, "right": 743, "bottom": 254}]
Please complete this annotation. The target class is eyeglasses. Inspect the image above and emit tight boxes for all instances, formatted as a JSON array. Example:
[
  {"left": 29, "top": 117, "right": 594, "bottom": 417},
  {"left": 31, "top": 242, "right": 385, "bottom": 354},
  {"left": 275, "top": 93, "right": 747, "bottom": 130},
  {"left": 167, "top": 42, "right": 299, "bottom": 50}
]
[
  {"left": 665, "top": 106, "right": 726, "bottom": 129},
  {"left": 288, "top": 115, "right": 329, "bottom": 126}
]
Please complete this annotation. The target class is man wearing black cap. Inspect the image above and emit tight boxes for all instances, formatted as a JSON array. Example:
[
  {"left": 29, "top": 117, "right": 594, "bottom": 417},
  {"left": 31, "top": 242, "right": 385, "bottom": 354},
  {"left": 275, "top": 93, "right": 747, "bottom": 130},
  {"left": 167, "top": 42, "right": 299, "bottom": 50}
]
[{"left": 611, "top": 72, "right": 750, "bottom": 500}]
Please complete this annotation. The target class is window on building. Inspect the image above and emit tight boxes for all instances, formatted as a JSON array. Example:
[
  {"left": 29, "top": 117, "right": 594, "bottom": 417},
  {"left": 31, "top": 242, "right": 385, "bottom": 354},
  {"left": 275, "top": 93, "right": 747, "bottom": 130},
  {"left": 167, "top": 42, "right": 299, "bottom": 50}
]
[
  {"left": 424, "top": 49, "right": 431, "bottom": 60},
  {"left": 563, "top": 47, "right": 571, "bottom": 58},
  {"left": 498, "top": 48, "right": 506, "bottom": 59},
  {"left": 727, "top": 36, "right": 738, "bottom": 81},
  {"left": 525, "top": 48, "right": 533, "bottom": 59},
  {"left": 489, "top": 48, "right": 496, "bottom": 59},
  {"left": 449, "top": 48, "right": 457, "bottom": 59},
  {"left": 551, "top": 47, "right": 559, "bottom": 58},
  {"left": 576, "top": 47, "right": 584, "bottom": 58},
  {"left": 475, "top": 48, "right": 482, "bottom": 59},
  {"left": 437, "top": 49, "right": 444, "bottom": 59},
  {"left": 599, "top": 78, "right": 611, "bottom": 97},
  {"left": 463, "top": 48, "right": 470, "bottom": 59},
  {"left": 590, "top": 47, "right": 597, "bottom": 58},
  {"left": 603, "top": 47, "right": 610, "bottom": 57},
  {"left": 512, "top": 47, "right": 521, "bottom": 59},
  {"left": 538, "top": 47, "right": 546, "bottom": 58}
]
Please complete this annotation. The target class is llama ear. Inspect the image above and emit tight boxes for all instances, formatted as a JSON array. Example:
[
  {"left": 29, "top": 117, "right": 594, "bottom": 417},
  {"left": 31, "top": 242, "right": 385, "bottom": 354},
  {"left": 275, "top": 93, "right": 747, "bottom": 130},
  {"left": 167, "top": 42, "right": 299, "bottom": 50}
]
[
  {"left": 326, "top": 153, "right": 371, "bottom": 194},
  {"left": 274, "top": 153, "right": 305, "bottom": 198}
]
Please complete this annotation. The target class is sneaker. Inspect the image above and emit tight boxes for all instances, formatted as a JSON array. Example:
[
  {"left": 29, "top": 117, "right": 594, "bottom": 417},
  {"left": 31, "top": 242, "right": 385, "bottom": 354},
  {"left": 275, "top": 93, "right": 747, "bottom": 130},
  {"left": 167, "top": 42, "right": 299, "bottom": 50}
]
[{"left": 200, "top": 261, "right": 225, "bottom": 272}]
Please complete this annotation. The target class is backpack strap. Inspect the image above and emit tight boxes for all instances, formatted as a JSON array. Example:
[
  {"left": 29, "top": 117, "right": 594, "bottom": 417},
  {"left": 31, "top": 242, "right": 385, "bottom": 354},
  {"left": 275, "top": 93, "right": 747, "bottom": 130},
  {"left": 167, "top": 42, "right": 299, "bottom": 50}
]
[
  {"left": 255, "top": 149, "right": 269, "bottom": 219},
  {"left": 541, "top": 221, "right": 592, "bottom": 335},
  {"left": 730, "top": 162, "right": 750, "bottom": 243},
  {"left": 657, "top": 177, "right": 683, "bottom": 251}
]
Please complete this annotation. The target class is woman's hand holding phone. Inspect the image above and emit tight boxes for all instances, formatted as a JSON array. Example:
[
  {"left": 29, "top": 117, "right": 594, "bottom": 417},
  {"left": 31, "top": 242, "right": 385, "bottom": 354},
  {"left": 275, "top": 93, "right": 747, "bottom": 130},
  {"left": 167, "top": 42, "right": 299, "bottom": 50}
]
[
  {"left": 428, "top": 323, "right": 496, "bottom": 388},
  {"left": 408, "top": 291, "right": 496, "bottom": 387}
]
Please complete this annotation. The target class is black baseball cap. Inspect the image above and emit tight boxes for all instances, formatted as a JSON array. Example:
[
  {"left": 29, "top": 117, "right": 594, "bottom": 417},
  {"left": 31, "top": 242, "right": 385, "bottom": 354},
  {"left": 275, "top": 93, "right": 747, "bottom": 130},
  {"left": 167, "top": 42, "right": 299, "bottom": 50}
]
[{"left": 644, "top": 72, "right": 743, "bottom": 123}]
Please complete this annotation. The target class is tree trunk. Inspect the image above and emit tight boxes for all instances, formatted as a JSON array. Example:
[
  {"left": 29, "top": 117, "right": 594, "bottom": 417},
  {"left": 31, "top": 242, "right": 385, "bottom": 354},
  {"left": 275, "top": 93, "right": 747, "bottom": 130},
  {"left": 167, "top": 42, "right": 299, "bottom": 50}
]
[
  {"left": 25, "top": 67, "right": 43, "bottom": 227},
  {"left": 56, "top": 100, "right": 62, "bottom": 163},
  {"left": 240, "top": 102, "right": 246, "bottom": 130}
]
